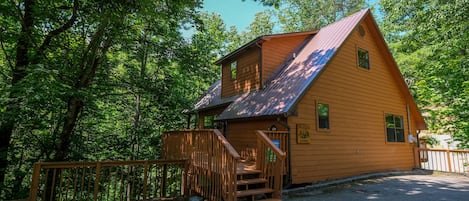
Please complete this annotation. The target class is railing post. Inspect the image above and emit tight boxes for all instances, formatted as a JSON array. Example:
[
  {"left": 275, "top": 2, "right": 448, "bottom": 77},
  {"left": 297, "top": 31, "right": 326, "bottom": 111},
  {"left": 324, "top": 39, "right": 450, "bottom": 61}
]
[
  {"left": 93, "top": 162, "right": 101, "bottom": 201},
  {"left": 162, "top": 163, "right": 168, "bottom": 197},
  {"left": 29, "top": 163, "right": 42, "bottom": 201},
  {"left": 142, "top": 161, "right": 149, "bottom": 199},
  {"left": 446, "top": 149, "right": 452, "bottom": 172},
  {"left": 183, "top": 159, "right": 190, "bottom": 198},
  {"left": 414, "top": 147, "right": 421, "bottom": 168}
]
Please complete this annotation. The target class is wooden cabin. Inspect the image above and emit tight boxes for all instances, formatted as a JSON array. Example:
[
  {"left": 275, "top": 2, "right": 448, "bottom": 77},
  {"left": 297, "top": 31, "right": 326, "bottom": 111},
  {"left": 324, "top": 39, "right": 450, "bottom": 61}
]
[
  {"left": 192, "top": 8, "right": 426, "bottom": 185},
  {"left": 26, "top": 9, "right": 428, "bottom": 201}
]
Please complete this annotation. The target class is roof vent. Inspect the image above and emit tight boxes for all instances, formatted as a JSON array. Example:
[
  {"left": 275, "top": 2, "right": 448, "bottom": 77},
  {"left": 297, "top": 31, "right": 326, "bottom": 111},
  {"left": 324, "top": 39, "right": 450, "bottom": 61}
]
[{"left": 358, "top": 25, "right": 366, "bottom": 37}]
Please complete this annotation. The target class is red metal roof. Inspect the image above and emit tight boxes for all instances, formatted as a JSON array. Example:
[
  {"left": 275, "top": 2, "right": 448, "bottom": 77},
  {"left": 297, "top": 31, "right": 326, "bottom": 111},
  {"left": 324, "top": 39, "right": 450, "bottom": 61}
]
[{"left": 214, "top": 9, "right": 370, "bottom": 120}]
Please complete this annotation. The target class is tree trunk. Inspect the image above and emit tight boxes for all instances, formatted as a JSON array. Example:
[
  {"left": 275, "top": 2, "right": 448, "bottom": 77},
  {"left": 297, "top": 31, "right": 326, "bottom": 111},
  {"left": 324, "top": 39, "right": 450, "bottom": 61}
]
[
  {"left": 0, "top": 0, "right": 34, "bottom": 186},
  {"left": 131, "top": 94, "right": 141, "bottom": 160},
  {"left": 53, "top": 17, "right": 111, "bottom": 162},
  {"left": 54, "top": 96, "right": 83, "bottom": 161}
]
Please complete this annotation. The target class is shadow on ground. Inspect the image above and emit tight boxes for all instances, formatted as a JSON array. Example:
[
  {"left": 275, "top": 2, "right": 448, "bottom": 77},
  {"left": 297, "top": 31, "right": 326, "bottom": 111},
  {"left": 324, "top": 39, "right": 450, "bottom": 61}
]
[{"left": 285, "top": 172, "right": 469, "bottom": 201}]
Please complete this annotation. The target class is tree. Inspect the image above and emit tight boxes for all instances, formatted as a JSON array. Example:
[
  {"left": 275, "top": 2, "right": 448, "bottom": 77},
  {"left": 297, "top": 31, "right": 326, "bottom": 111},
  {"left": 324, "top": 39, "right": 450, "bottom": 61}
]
[
  {"left": 380, "top": 0, "right": 469, "bottom": 148},
  {"left": 0, "top": 0, "right": 204, "bottom": 198},
  {"left": 0, "top": 0, "right": 80, "bottom": 190},
  {"left": 244, "top": 11, "right": 275, "bottom": 39},
  {"left": 276, "top": 0, "right": 366, "bottom": 32}
]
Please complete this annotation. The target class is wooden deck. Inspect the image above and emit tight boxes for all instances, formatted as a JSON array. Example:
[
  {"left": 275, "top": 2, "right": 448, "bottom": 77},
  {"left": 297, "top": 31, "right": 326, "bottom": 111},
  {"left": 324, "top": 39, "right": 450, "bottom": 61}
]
[{"left": 28, "top": 130, "right": 286, "bottom": 201}]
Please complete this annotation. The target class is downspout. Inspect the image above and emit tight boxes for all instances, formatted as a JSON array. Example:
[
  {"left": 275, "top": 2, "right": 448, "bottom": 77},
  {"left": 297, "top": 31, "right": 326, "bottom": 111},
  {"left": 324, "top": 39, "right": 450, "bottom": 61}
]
[
  {"left": 276, "top": 116, "right": 292, "bottom": 187},
  {"left": 407, "top": 104, "right": 420, "bottom": 169},
  {"left": 406, "top": 104, "right": 412, "bottom": 136}
]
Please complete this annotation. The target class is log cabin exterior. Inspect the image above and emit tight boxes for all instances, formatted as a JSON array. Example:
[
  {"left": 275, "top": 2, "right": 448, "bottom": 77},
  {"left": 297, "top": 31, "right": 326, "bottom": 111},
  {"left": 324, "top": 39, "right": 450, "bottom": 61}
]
[{"left": 192, "top": 8, "right": 426, "bottom": 188}]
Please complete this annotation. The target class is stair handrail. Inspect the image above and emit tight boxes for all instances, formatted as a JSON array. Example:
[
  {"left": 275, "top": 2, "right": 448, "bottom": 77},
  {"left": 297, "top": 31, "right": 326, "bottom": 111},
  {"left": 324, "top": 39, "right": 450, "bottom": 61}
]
[
  {"left": 193, "top": 129, "right": 240, "bottom": 201},
  {"left": 163, "top": 129, "right": 240, "bottom": 201},
  {"left": 212, "top": 129, "right": 241, "bottom": 159},
  {"left": 256, "top": 130, "right": 286, "bottom": 199}
]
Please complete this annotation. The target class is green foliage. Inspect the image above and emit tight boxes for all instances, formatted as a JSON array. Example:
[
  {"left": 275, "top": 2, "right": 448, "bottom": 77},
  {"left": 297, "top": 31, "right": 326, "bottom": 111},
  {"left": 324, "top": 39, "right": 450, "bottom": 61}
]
[
  {"left": 0, "top": 0, "right": 217, "bottom": 199},
  {"left": 380, "top": 0, "right": 469, "bottom": 148},
  {"left": 276, "top": 0, "right": 367, "bottom": 32},
  {"left": 421, "top": 135, "right": 440, "bottom": 148}
]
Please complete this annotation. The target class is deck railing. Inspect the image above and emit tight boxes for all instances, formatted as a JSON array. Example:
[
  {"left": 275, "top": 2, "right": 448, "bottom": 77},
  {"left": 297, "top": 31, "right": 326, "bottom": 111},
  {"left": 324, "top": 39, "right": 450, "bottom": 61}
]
[
  {"left": 29, "top": 159, "right": 188, "bottom": 201},
  {"left": 262, "top": 130, "right": 289, "bottom": 175},
  {"left": 256, "top": 130, "right": 286, "bottom": 199},
  {"left": 163, "top": 130, "right": 240, "bottom": 201},
  {"left": 416, "top": 148, "right": 469, "bottom": 173}
]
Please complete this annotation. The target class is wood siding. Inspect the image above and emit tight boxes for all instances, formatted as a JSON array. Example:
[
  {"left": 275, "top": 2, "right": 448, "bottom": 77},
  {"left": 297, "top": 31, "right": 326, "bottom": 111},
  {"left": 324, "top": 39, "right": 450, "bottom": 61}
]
[
  {"left": 262, "top": 35, "right": 309, "bottom": 84},
  {"left": 221, "top": 47, "right": 261, "bottom": 98},
  {"left": 226, "top": 119, "right": 286, "bottom": 158},
  {"left": 288, "top": 20, "right": 419, "bottom": 184}
]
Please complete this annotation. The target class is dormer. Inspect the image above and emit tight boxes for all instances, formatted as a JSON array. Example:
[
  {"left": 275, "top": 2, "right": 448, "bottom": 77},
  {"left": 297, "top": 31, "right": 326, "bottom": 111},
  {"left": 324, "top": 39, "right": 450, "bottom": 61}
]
[{"left": 215, "top": 31, "right": 317, "bottom": 98}]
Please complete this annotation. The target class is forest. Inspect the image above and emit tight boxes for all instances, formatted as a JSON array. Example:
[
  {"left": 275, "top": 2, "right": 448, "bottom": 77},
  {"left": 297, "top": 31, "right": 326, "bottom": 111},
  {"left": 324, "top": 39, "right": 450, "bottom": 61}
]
[{"left": 0, "top": 0, "right": 467, "bottom": 199}]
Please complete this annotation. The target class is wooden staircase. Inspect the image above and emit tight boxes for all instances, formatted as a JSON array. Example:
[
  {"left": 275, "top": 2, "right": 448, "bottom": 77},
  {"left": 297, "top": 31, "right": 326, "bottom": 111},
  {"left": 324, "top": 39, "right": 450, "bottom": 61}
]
[{"left": 236, "top": 163, "right": 281, "bottom": 201}]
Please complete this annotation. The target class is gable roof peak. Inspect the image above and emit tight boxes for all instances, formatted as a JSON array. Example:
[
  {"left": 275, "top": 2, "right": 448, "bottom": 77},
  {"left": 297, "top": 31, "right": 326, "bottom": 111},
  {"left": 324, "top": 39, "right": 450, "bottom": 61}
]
[{"left": 214, "top": 30, "right": 318, "bottom": 65}]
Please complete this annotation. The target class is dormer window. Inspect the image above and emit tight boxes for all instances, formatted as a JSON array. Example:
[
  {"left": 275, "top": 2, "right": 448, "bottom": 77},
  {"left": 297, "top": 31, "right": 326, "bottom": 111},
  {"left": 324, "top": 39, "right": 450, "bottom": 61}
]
[
  {"left": 230, "top": 61, "right": 237, "bottom": 79},
  {"left": 357, "top": 48, "right": 370, "bottom": 70}
]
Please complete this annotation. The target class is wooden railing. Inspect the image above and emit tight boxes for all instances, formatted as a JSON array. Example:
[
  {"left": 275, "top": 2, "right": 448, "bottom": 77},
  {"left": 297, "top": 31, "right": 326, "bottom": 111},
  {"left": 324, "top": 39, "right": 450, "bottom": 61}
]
[
  {"left": 416, "top": 148, "right": 469, "bottom": 173},
  {"left": 163, "top": 130, "right": 193, "bottom": 160},
  {"left": 29, "top": 159, "right": 188, "bottom": 201},
  {"left": 163, "top": 130, "right": 240, "bottom": 201},
  {"left": 256, "top": 130, "right": 286, "bottom": 199},
  {"left": 262, "top": 130, "right": 289, "bottom": 175}
]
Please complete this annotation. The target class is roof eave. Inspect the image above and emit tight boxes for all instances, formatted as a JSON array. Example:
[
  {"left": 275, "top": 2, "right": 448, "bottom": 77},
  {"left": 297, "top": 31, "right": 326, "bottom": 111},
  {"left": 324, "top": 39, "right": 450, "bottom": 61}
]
[
  {"left": 214, "top": 30, "right": 319, "bottom": 65},
  {"left": 214, "top": 36, "right": 263, "bottom": 65},
  {"left": 284, "top": 9, "right": 371, "bottom": 116},
  {"left": 215, "top": 113, "right": 286, "bottom": 121}
]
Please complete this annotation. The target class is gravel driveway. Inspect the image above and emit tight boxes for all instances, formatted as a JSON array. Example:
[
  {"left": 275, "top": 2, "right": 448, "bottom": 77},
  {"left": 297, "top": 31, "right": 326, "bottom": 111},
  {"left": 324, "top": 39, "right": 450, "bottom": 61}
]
[{"left": 284, "top": 173, "right": 469, "bottom": 201}]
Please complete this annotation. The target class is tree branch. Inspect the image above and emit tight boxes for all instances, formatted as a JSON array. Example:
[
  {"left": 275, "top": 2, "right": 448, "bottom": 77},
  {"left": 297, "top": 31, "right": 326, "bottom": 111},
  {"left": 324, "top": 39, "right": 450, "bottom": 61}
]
[{"left": 37, "top": 0, "right": 78, "bottom": 54}]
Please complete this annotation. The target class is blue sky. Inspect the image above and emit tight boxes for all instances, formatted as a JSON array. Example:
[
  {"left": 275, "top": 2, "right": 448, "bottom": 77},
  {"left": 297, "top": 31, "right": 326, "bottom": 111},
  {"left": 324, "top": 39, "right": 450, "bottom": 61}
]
[
  {"left": 201, "top": 0, "right": 381, "bottom": 32},
  {"left": 201, "top": 0, "right": 268, "bottom": 31}
]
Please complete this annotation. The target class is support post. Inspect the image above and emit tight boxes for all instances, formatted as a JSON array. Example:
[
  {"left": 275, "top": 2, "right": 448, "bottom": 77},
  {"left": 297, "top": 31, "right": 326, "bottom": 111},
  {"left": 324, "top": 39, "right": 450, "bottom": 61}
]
[
  {"left": 29, "top": 163, "right": 42, "bottom": 201},
  {"left": 446, "top": 149, "right": 452, "bottom": 172},
  {"left": 93, "top": 162, "right": 101, "bottom": 201},
  {"left": 414, "top": 147, "right": 421, "bottom": 168}
]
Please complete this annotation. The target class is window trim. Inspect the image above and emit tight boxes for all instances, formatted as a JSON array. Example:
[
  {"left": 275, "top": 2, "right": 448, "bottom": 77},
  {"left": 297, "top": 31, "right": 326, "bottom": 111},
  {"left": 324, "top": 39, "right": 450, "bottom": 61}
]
[
  {"left": 384, "top": 113, "right": 406, "bottom": 143},
  {"left": 316, "top": 101, "right": 330, "bottom": 132},
  {"left": 230, "top": 61, "right": 237, "bottom": 79},
  {"left": 357, "top": 47, "right": 370, "bottom": 70}
]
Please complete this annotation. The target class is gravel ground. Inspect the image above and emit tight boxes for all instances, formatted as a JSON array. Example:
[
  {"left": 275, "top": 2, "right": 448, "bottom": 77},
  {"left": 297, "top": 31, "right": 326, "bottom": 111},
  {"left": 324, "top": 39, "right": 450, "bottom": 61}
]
[{"left": 284, "top": 172, "right": 469, "bottom": 201}]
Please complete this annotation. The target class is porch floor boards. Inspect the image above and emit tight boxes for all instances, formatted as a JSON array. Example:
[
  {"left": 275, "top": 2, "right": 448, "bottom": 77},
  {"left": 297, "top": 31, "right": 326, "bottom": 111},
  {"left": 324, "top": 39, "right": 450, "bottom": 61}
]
[{"left": 237, "top": 161, "right": 258, "bottom": 174}]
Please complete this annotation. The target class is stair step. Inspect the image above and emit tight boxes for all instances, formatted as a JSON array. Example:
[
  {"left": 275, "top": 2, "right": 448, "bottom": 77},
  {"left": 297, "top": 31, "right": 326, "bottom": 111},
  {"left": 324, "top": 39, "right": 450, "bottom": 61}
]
[
  {"left": 237, "top": 169, "right": 262, "bottom": 175},
  {"left": 237, "top": 178, "right": 268, "bottom": 186},
  {"left": 236, "top": 188, "right": 274, "bottom": 197}
]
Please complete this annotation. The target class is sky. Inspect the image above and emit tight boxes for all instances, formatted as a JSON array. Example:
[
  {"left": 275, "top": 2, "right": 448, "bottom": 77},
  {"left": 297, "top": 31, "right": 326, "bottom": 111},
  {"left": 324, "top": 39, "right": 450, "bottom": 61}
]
[
  {"left": 201, "top": 0, "right": 381, "bottom": 32},
  {"left": 201, "top": 0, "right": 269, "bottom": 31}
]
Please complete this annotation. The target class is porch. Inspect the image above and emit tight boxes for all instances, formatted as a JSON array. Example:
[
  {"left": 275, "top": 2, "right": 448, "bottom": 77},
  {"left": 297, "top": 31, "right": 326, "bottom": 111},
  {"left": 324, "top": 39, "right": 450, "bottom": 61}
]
[{"left": 163, "top": 129, "right": 288, "bottom": 201}]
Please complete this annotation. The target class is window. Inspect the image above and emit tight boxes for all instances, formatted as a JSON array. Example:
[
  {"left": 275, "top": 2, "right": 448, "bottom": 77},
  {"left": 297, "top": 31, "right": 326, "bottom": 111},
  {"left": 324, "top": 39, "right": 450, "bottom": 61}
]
[
  {"left": 357, "top": 48, "right": 370, "bottom": 69},
  {"left": 318, "top": 103, "right": 329, "bottom": 129},
  {"left": 385, "top": 114, "right": 405, "bottom": 142},
  {"left": 230, "top": 61, "right": 237, "bottom": 79},
  {"left": 204, "top": 115, "right": 215, "bottom": 129}
]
